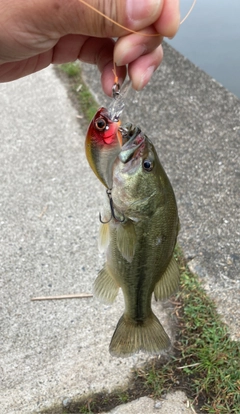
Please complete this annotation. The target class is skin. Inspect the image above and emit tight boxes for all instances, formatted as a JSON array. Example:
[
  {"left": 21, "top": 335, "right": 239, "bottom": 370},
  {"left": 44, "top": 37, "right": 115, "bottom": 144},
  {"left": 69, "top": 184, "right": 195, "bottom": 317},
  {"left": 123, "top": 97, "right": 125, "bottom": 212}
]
[{"left": 0, "top": 0, "right": 180, "bottom": 95}]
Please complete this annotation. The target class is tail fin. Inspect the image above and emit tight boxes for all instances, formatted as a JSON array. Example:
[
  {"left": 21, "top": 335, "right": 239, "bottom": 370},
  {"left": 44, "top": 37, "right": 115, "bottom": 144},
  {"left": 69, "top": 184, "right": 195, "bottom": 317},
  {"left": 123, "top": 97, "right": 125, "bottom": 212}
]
[{"left": 109, "top": 311, "right": 170, "bottom": 357}]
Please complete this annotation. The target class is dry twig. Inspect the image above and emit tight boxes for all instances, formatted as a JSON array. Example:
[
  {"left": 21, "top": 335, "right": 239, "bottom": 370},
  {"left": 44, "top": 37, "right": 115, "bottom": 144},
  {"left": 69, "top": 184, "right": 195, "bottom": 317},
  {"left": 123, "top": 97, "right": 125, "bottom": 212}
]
[{"left": 31, "top": 293, "right": 93, "bottom": 301}]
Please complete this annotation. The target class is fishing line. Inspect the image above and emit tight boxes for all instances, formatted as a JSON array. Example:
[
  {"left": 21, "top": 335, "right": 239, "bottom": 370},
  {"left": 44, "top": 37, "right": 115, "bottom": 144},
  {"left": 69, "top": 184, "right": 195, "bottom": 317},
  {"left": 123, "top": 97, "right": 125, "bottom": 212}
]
[
  {"left": 180, "top": 0, "right": 197, "bottom": 25},
  {"left": 78, "top": 0, "right": 197, "bottom": 35}
]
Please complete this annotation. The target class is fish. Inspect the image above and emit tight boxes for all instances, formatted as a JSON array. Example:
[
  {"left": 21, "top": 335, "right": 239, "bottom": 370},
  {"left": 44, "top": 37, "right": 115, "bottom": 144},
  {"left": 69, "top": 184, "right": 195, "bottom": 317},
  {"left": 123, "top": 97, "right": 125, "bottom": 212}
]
[
  {"left": 85, "top": 80, "right": 132, "bottom": 189},
  {"left": 94, "top": 126, "right": 180, "bottom": 357}
]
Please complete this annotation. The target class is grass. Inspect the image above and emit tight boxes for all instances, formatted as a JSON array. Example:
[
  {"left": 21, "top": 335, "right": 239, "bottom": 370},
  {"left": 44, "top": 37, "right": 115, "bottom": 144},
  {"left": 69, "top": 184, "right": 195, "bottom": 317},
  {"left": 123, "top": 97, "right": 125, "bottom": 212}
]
[
  {"left": 43, "top": 66, "right": 240, "bottom": 414},
  {"left": 174, "top": 251, "right": 240, "bottom": 413}
]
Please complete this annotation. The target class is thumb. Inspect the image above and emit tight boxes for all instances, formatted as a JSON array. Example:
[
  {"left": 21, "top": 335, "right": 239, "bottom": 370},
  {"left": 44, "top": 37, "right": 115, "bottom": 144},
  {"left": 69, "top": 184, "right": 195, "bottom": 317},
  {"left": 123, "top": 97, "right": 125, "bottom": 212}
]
[{"left": 51, "top": 0, "right": 164, "bottom": 37}]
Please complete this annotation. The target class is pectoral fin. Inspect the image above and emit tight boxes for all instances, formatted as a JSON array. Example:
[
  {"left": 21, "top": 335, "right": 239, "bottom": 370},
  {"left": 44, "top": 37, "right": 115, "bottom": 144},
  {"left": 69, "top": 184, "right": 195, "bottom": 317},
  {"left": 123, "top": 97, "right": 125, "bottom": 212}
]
[
  {"left": 94, "top": 264, "right": 119, "bottom": 304},
  {"left": 117, "top": 220, "right": 137, "bottom": 263},
  {"left": 154, "top": 255, "right": 180, "bottom": 301}
]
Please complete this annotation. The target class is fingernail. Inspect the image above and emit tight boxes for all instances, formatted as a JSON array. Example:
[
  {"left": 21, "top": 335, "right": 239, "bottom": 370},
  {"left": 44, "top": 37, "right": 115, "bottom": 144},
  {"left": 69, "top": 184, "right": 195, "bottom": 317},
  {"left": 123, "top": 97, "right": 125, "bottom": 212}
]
[
  {"left": 116, "top": 44, "right": 147, "bottom": 66},
  {"left": 126, "top": 0, "right": 162, "bottom": 24},
  {"left": 136, "top": 65, "right": 155, "bottom": 90}
]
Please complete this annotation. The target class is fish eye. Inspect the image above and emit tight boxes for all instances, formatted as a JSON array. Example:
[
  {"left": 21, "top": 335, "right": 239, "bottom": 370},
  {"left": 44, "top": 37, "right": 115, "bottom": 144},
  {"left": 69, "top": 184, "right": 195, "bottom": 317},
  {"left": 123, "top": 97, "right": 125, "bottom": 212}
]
[
  {"left": 95, "top": 117, "right": 107, "bottom": 131},
  {"left": 143, "top": 159, "right": 153, "bottom": 172}
]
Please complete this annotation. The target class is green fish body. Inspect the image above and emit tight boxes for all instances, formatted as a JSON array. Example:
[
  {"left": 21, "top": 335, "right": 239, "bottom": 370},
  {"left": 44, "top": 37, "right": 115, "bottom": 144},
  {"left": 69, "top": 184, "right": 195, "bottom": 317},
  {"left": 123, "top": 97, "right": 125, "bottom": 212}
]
[{"left": 95, "top": 130, "right": 180, "bottom": 357}]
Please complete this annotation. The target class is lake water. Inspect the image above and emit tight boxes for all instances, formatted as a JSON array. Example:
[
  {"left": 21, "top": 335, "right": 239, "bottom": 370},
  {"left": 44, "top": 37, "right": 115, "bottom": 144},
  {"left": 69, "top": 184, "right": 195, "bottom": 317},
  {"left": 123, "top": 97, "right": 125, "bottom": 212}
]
[{"left": 165, "top": 0, "right": 240, "bottom": 99}]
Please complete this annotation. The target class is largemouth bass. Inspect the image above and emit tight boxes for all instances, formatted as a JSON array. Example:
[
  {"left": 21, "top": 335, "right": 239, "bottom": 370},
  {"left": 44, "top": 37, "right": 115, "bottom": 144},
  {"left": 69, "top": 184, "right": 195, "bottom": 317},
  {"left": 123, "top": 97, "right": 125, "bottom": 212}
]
[{"left": 94, "top": 127, "right": 180, "bottom": 357}]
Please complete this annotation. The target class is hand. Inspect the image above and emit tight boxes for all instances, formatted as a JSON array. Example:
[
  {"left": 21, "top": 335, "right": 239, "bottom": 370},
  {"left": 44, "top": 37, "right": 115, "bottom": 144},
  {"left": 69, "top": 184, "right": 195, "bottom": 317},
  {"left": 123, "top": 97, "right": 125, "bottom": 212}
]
[{"left": 0, "top": 0, "right": 180, "bottom": 95}]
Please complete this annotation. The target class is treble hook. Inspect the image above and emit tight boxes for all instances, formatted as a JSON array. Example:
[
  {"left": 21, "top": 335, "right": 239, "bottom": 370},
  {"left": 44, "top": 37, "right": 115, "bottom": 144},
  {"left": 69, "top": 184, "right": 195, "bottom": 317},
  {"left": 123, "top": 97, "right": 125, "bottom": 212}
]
[{"left": 99, "top": 189, "right": 125, "bottom": 224}]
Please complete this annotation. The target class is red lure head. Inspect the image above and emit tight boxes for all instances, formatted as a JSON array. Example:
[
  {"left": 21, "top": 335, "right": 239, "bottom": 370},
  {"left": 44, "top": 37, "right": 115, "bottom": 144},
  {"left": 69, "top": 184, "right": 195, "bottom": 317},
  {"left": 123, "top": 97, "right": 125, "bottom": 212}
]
[
  {"left": 87, "top": 107, "right": 122, "bottom": 146},
  {"left": 85, "top": 107, "right": 122, "bottom": 188}
]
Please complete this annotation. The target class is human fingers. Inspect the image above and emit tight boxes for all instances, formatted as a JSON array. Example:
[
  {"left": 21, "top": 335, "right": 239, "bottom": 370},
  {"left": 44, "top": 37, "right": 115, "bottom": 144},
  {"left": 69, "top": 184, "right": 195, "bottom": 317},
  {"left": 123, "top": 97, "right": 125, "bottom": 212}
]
[
  {"left": 0, "top": 35, "right": 124, "bottom": 87},
  {"left": 0, "top": 52, "right": 54, "bottom": 82},
  {"left": 100, "top": 61, "right": 127, "bottom": 96},
  {"left": 114, "top": 27, "right": 163, "bottom": 67},
  {"left": 154, "top": 0, "right": 180, "bottom": 38},
  {"left": 127, "top": 45, "right": 163, "bottom": 91},
  {"left": 0, "top": 0, "right": 164, "bottom": 63},
  {"left": 53, "top": 35, "right": 126, "bottom": 96},
  {"left": 76, "top": 36, "right": 126, "bottom": 96},
  {"left": 54, "top": 0, "right": 164, "bottom": 37}
]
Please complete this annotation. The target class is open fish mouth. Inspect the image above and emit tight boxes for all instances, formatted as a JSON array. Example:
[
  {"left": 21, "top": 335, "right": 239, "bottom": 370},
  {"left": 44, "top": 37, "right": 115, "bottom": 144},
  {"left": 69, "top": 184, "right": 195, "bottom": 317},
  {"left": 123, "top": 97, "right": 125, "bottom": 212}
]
[{"left": 119, "top": 126, "right": 146, "bottom": 164}]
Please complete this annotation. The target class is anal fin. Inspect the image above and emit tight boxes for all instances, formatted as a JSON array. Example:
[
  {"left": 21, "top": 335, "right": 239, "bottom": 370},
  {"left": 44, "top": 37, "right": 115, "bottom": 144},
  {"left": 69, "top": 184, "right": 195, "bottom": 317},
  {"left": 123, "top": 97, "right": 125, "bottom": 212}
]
[{"left": 94, "top": 264, "right": 119, "bottom": 304}]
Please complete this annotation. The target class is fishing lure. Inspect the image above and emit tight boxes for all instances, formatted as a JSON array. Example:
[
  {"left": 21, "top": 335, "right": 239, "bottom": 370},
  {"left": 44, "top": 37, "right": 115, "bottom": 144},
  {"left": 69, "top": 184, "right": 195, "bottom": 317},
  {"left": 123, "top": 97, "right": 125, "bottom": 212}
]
[{"left": 85, "top": 76, "right": 131, "bottom": 189}]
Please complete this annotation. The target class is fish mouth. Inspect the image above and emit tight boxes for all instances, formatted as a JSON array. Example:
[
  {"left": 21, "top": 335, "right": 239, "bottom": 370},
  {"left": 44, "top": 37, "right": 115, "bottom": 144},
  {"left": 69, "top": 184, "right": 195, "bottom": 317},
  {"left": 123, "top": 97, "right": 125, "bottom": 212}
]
[{"left": 119, "top": 126, "right": 145, "bottom": 163}]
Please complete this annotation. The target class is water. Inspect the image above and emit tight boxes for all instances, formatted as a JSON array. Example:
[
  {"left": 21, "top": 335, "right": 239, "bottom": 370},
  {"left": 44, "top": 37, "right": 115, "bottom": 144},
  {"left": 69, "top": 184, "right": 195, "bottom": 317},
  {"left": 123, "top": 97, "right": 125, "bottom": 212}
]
[{"left": 165, "top": 0, "right": 240, "bottom": 99}]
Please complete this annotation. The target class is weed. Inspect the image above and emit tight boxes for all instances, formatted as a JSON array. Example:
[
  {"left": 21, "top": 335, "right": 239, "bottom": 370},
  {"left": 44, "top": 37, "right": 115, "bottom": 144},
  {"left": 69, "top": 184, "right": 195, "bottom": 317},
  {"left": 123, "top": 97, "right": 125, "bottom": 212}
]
[
  {"left": 117, "top": 392, "right": 129, "bottom": 404},
  {"left": 60, "top": 62, "right": 80, "bottom": 77}
]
